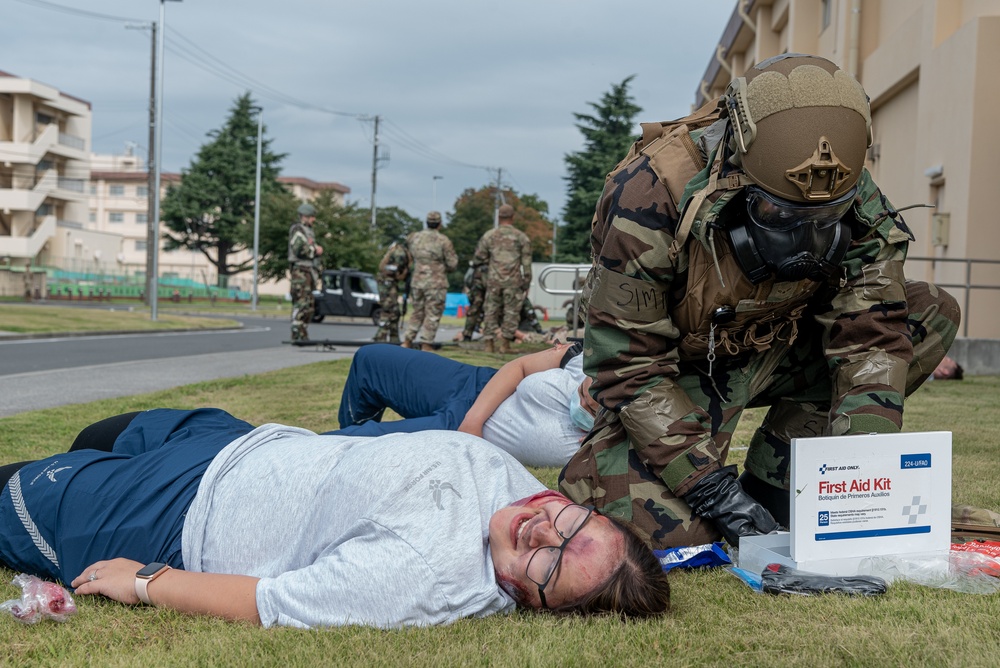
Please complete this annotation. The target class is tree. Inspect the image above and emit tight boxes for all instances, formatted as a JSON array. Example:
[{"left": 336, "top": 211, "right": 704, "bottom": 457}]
[
  {"left": 161, "top": 93, "right": 286, "bottom": 287},
  {"left": 560, "top": 76, "right": 642, "bottom": 262},
  {"left": 446, "top": 186, "right": 554, "bottom": 264}
]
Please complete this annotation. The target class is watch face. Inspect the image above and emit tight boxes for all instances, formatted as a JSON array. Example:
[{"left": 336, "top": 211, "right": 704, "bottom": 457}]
[{"left": 136, "top": 562, "right": 167, "bottom": 578}]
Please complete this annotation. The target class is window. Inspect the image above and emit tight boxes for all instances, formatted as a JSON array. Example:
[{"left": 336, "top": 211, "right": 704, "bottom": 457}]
[
  {"left": 136, "top": 213, "right": 148, "bottom": 225},
  {"left": 89, "top": 185, "right": 97, "bottom": 195},
  {"left": 109, "top": 212, "right": 124, "bottom": 223},
  {"left": 109, "top": 185, "right": 125, "bottom": 196},
  {"left": 821, "top": 0, "right": 832, "bottom": 30},
  {"left": 88, "top": 212, "right": 96, "bottom": 223},
  {"left": 135, "top": 240, "right": 147, "bottom": 251},
  {"left": 136, "top": 185, "right": 149, "bottom": 197}
]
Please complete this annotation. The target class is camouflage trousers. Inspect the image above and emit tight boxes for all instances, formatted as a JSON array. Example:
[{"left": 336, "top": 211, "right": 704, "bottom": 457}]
[
  {"left": 480, "top": 283, "right": 525, "bottom": 342},
  {"left": 403, "top": 286, "right": 446, "bottom": 344},
  {"left": 373, "top": 280, "right": 403, "bottom": 342},
  {"left": 289, "top": 266, "right": 317, "bottom": 341},
  {"left": 560, "top": 281, "right": 961, "bottom": 550},
  {"left": 463, "top": 286, "right": 541, "bottom": 338}
]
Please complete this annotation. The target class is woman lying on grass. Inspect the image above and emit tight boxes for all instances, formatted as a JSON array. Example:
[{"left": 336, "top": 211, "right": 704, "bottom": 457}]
[{"left": 0, "top": 408, "right": 669, "bottom": 628}]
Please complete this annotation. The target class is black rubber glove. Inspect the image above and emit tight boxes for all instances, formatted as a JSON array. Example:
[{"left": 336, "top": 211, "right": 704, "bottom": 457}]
[{"left": 683, "top": 465, "right": 780, "bottom": 546}]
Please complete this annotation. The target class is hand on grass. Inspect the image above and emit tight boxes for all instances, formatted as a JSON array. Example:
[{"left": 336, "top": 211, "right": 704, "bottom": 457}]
[{"left": 71, "top": 558, "right": 144, "bottom": 605}]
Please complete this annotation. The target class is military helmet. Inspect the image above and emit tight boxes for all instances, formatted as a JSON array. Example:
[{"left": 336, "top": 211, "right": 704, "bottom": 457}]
[
  {"left": 724, "top": 53, "right": 872, "bottom": 203},
  {"left": 297, "top": 203, "right": 317, "bottom": 217},
  {"left": 426, "top": 211, "right": 443, "bottom": 226},
  {"left": 498, "top": 203, "right": 514, "bottom": 219}
]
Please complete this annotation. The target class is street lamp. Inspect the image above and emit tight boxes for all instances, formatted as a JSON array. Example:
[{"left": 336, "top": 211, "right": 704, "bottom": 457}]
[
  {"left": 250, "top": 106, "right": 263, "bottom": 311},
  {"left": 432, "top": 175, "right": 443, "bottom": 210},
  {"left": 149, "top": 0, "right": 183, "bottom": 321}
]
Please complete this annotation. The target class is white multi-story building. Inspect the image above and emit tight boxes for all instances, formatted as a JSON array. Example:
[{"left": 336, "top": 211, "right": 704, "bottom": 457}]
[
  {"left": 0, "top": 70, "right": 118, "bottom": 297},
  {"left": 88, "top": 150, "right": 350, "bottom": 295}
]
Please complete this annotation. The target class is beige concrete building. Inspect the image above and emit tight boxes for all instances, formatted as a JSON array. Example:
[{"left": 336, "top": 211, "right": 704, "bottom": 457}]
[
  {"left": 0, "top": 70, "right": 95, "bottom": 297},
  {"left": 697, "top": 0, "right": 1000, "bottom": 338},
  {"left": 88, "top": 150, "right": 350, "bottom": 295}
]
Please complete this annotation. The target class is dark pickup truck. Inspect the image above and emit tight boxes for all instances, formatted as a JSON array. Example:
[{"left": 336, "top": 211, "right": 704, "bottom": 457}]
[{"left": 312, "top": 268, "right": 382, "bottom": 325}]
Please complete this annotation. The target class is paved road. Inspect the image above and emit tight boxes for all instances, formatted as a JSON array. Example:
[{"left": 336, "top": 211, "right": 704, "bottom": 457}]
[{"left": 0, "top": 315, "right": 393, "bottom": 417}]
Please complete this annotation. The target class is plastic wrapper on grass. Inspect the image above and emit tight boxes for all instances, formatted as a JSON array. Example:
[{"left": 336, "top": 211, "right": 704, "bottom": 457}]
[
  {"left": 654, "top": 542, "right": 731, "bottom": 573},
  {"left": 858, "top": 547, "right": 1000, "bottom": 594},
  {"left": 0, "top": 573, "right": 78, "bottom": 624},
  {"left": 760, "top": 564, "right": 887, "bottom": 596}
]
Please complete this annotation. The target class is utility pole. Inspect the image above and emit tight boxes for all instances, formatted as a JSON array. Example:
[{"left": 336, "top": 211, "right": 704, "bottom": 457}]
[
  {"left": 369, "top": 114, "right": 380, "bottom": 233},
  {"left": 145, "top": 22, "right": 156, "bottom": 308},
  {"left": 127, "top": 20, "right": 156, "bottom": 307}
]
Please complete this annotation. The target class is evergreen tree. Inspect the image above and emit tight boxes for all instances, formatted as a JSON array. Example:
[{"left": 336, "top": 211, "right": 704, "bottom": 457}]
[
  {"left": 161, "top": 93, "right": 286, "bottom": 287},
  {"left": 560, "top": 76, "right": 642, "bottom": 262}
]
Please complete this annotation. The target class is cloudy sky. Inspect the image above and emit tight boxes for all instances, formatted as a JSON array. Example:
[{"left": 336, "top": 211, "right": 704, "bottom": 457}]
[{"left": 3, "top": 0, "right": 735, "bottom": 222}]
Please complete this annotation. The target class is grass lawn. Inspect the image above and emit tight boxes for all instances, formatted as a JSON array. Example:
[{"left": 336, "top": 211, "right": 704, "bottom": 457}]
[
  {"left": 1, "top": 352, "right": 999, "bottom": 667},
  {"left": 0, "top": 304, "right": 240, "bottom": 334}
]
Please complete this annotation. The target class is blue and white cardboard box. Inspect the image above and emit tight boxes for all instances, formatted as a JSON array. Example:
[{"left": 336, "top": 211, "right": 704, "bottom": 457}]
[{"left": 738, "top": 431, "right": 952, "bottom": 576}]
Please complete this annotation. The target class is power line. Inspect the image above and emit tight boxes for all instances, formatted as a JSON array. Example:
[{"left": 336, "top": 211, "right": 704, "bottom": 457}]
[{"left": 10, "top": 0, "right": 146, "bottom": 24}]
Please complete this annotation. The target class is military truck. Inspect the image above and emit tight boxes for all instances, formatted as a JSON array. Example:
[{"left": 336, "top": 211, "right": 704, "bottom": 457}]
[{"left": 312, "top": 268, "right": 382, "bottom": 325}]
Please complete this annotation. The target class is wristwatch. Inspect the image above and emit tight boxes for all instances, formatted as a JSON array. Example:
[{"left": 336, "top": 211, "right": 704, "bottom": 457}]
[{"left": 134, "top": 562, "right": 171, "bottom": 605}]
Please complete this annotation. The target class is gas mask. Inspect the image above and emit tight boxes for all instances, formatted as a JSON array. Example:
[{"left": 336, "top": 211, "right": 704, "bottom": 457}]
[{"left": 730, "top": 186, "right": 854, "bottom": 284}]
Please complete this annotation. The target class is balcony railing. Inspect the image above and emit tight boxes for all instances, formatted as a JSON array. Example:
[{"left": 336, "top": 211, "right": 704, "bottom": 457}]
[{"left": 58, "top": 132, "right": 86, "bottom": 151}]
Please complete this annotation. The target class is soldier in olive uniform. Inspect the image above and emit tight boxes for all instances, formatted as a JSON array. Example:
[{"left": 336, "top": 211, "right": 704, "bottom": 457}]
[
  {"left": 373, "top": 240, "right": 412, "bottom": 343},
  {"left": 474, "top": 204, "right": 533, "bottom": 354},
  {"left": 457, "top": 260, "right": 543, "bottom": 342},
  {"left": 288, "top": 203, "right": 322, "bottom": 342},
  {"left": 562, "top": 54, "right": 961, "bottom": 550},
  {"left": 401, "top": 211, "right": 458, "bottom": 351}
]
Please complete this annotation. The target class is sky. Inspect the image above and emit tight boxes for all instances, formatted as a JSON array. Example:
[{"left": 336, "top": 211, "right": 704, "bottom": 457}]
[{"left": 2, "top": 0, "right": 736, "bottom": 224}]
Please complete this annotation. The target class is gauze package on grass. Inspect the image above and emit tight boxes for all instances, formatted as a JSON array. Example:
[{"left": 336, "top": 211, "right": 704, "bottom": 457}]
[{"left": 0, "top": 574, "right": 78, "bottom": 624}]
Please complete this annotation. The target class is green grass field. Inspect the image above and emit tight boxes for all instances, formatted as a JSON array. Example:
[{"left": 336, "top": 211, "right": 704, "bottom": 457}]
[{"left": 0, "top": 307, "right": 998, "bottom": 666}]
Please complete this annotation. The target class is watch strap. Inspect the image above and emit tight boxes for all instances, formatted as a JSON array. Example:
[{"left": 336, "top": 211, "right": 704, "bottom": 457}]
[{"left": 134, "top": 563, "right": 171, "bottom": 605}]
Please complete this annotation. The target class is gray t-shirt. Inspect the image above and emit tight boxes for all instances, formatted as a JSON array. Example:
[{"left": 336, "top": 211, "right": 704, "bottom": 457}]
[
  {"left": 182, "top": 426, "right": 545, "bottom": 629},
  {"left": 483, "top": 353, "right": 587, "bottom": 467}
]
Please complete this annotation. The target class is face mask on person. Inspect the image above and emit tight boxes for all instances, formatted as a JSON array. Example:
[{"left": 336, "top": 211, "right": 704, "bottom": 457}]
[{"left": 569, "top": 392, "right": 595, "bottom": 432}]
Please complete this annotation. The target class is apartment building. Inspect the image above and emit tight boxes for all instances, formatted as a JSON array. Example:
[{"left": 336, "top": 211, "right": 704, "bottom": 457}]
[
  {"left": 697, "top": 0, "right": 1000, "bottom": 337},
  {"left": 89, "top": 150, "right": 350, "bottom": 294},
  {"left": 0, "top": 70, "right": 117, "bottom": 297}
]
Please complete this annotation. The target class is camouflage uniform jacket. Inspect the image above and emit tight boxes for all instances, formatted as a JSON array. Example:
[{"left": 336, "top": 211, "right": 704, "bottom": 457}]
[
  {"left": 473, "top": 225, "right": 532, "bottom": 288},
  {"left": 288, "top": 222, "right": 320, "bottom": 269},
  {"left": 378, "top": 241, "right": 412, "bottom": 284},
  {"left": 406, "top": 229, "right": 458, "bottom": 290},
  {"left": 576, "top": 124, "right": 916, "bottom": 498}
]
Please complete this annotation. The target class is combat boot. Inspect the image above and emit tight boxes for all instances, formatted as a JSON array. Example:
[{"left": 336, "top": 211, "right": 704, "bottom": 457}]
[
  {"left": 420, "top": 343, "right": 435, "bottom": 353},
  {"left": 498, "top": 337, "right": 512, "bottom": 355},
  {"left": 483, "top": 339, "right": 495, "bottom": 353}
]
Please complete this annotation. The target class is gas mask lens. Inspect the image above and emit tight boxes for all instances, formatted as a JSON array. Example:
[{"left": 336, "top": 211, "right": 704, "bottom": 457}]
[{"left": 745, "top": 186, "right": 856, "bottom": 232}]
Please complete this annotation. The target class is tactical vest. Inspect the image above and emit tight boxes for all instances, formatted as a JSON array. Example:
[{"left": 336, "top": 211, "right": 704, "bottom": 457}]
[
  {"left": 288, "top": 223, "right": 317, "bottom": 267},
  {"left": 378, "top": 243, "right": 410, "bottom": 281},
  {"left": 602, "top": 98, "right": 829, "bottom": 362}
]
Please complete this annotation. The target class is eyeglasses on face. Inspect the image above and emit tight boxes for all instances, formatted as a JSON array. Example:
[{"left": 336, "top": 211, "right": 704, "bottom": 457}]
[{"left": 524, "top": 504, "right": 593, "bottom": 609}]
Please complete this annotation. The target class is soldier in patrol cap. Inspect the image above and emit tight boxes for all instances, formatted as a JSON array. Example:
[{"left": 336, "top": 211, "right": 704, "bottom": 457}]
[
  {"left": 288, "top": 202, "right": 322, "bottom": 342},
  {"left": 401, "top": 211, "right": 458, "bottom": 351},
  {"left": 474, "top": 203, "right": 533, "bottom": 354},
  {"left": 562, "top": 54, "right": 961, "bottom": 550}
]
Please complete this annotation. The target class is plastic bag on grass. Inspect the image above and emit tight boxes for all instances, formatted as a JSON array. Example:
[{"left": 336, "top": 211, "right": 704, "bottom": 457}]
[
  {"left": 858, "top": 547, "right": 1000, "bottom": 595},
  {"left": 0, "top": 573, "right": 77, "bottom": 624}
]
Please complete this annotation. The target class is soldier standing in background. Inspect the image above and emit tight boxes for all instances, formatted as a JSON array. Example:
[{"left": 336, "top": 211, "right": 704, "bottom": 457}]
[
  {"left": 474, "top": 204, "right": 532, "bottom": 354},
  {"left": 456, "top": 259, "right": 544, "bottom": 342},
  {"left": 372, "top": 239, "right": 412, "bottom": 343},
  {"left": 401, "top": 211, "right": 458, "bottom": 351},
  {"left": 288, "top": 203, "right": 322, "bottom": 342}
]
